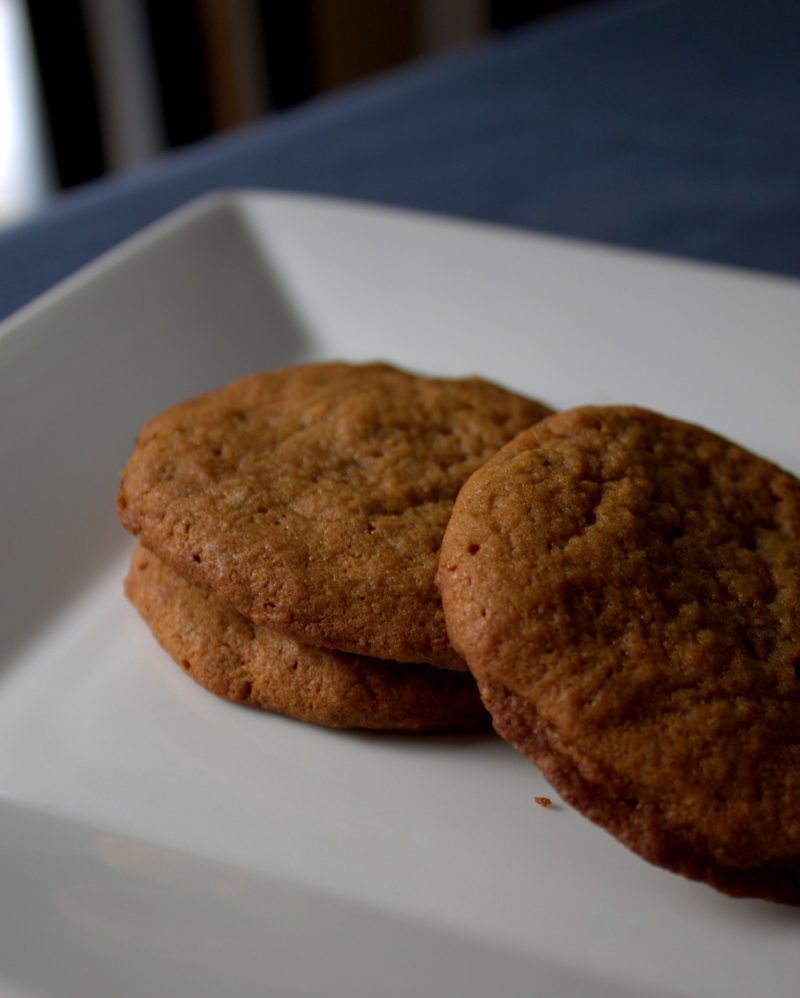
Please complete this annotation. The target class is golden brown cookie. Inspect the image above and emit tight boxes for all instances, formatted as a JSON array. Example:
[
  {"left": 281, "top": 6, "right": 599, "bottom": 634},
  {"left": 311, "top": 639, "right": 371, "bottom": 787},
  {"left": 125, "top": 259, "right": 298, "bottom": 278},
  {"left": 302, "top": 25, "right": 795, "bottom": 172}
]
[
  {"left": 118, "top": 362, "right": 551, "bottom": 669},
  {"left": 438, "top": 405, "right": 800, "bottom": 903},
  {"left": 126, "top": 545, "right": 491, "bottom": 733}
]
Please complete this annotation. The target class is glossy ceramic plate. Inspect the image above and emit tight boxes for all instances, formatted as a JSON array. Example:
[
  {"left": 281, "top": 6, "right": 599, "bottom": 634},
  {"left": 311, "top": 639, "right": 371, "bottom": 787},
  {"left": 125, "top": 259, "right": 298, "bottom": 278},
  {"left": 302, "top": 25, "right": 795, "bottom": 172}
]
[{"left": 1, "top": 192, "right": 799, "bottom": 998}]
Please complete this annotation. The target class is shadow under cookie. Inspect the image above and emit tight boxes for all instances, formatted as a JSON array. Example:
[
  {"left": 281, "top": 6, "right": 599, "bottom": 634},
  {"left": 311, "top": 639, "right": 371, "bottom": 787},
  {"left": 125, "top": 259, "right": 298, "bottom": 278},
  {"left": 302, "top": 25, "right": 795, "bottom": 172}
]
[
  {"left": 481, "top": 678, "right": 800, "bottom": 907},
  {"left": 126, "top": 545, "right": 491, "bottom": 733}
]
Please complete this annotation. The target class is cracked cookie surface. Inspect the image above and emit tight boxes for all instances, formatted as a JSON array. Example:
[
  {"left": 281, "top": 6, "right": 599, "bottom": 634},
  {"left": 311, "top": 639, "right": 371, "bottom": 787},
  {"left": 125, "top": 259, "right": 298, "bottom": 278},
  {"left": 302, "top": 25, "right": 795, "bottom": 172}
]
[
  {"left": 126, "top": 545, "right": 491, "bottom": 732},
  {"left": 118, "top": 362, "right": 550, "bottom": 669},
  {"left": 438, "top": 405, "right": 800, "bottom": 902}
]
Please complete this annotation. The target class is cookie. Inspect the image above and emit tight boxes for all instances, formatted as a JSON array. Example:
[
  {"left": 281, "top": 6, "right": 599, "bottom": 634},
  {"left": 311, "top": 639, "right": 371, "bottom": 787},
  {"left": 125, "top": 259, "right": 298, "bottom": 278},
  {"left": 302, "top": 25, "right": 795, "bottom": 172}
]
[
  {"left": 438, "top": 405, "right": 800, "bottom": 903},
  {"left": 126, "top": 545, "right": 491, "bottom": 733},
  {"left": 118, "top": 362, "right": 551, "bottom": 669}
]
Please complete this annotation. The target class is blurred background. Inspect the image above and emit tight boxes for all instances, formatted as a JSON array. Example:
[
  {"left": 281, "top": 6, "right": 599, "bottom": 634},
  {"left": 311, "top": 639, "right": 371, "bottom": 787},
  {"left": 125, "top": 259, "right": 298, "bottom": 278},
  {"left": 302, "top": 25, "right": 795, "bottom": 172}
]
[{"left": 0, "top": 0, "right": 597, "bottom": 226}]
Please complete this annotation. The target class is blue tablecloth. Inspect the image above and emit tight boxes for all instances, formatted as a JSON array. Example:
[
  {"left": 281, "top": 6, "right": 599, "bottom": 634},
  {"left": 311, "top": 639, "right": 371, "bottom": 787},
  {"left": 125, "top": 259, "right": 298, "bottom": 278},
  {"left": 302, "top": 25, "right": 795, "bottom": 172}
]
[{"left": 0, "top": 0, "right": 797, "bottom": 322}]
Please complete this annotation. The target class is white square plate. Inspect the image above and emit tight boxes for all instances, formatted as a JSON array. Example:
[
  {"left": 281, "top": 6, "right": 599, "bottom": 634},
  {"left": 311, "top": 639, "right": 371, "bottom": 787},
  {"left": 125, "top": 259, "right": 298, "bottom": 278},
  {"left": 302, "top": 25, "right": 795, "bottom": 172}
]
[{"left": 1, "top": 191, "right": 799, "bottom": 998}]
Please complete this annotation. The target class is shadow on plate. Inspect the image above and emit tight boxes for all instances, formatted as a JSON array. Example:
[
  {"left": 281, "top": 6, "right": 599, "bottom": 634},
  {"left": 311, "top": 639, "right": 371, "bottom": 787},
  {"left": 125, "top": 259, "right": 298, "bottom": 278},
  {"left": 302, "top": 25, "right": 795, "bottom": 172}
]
[{"left": 0, "top": 796, "right": 671, "bottom": 998}]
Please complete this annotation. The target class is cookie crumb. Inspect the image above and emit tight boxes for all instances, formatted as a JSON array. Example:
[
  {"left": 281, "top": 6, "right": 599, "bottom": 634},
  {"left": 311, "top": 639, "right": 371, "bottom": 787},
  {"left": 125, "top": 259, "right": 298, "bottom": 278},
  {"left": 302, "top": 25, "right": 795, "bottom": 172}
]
[{"left": 535, "top": 796, "right": 553, "bottom": 808}]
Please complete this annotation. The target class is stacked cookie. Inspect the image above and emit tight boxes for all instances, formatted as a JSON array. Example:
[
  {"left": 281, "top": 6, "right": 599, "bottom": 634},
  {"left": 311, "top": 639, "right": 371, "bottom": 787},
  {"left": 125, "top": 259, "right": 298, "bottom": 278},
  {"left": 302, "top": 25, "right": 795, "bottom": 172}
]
[
  {"left": 438, "top": 406, "right": 800, "bottom": 904},
  {"left": 118, "top": 362, "right": 551, "bottom": 733}
]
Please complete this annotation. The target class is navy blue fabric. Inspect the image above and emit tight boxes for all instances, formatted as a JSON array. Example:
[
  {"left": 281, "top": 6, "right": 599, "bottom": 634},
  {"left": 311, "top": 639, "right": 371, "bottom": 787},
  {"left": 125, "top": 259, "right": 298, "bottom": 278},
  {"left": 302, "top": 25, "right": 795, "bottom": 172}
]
[{"left": 0, "top": 0, "right": 798, "bottom": 321}]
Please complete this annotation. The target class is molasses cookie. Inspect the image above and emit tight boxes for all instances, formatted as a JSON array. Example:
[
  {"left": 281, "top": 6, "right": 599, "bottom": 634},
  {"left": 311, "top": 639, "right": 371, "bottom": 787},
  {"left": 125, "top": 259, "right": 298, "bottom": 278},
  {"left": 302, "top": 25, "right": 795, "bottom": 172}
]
[
  {"left": 126, "top": 545, "right": 491, "bottom": 733},
  {"left": 438, "top": 405, "right": 800, "bottom": 903},
  {"left": 118, "top": 362, "right": 550, "bottom": 669}
]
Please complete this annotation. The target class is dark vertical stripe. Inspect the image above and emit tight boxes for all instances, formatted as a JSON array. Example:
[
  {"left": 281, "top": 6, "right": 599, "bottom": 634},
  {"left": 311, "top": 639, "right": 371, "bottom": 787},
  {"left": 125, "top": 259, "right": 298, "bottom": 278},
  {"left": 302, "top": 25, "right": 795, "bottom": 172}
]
[
  {"left": 143, "top": 0, "right": 213, "bottom": 147},
  {"left": 25, "top": 0, "right": 106, "bottom": 188},
  {"left": 491, "top": 0, "right": 595, "bottom": 31},
  {"left": 255, "top": 0, "right": 317, "bottom": 109}
]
